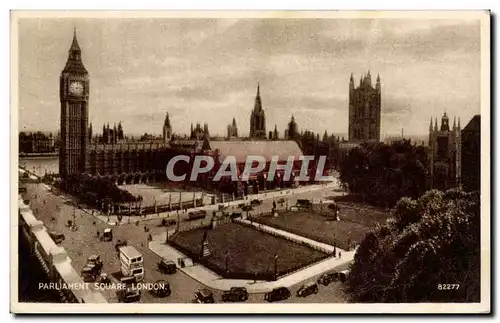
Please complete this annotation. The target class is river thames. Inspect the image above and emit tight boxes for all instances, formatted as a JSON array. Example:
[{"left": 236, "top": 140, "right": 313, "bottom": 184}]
[{"left": 19, "top": 156, "right": 58, "bottom": 176}]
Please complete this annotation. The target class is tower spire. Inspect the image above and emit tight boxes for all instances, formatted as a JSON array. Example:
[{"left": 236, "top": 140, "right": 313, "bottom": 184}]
[
  {"left": 254, "top": 82, "right": 262, "bottom": 111},
  {"left": 70, "top": 27, "right": 81, "bottom": 52}
]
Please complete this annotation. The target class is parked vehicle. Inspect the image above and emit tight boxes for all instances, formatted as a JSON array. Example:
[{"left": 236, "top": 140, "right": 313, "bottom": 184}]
[
  {"left": 117, "top": 286, "right": 141, "bottom": 303},
  {"left": 151, "top": 280, "right": 171, "bottom": 298},
  {"left": 48, "top": 231, "right": 65, "bottom": 244},
  {"left": 188, "top": 210, "right": 207, "bottom": 220},
  {"left": 194, "top": 289, "right": 215, "bottom": 303},
  {"left": 264, "top": 287, "right": 291, "bottom": 302},
  {"left": 317, "top": 272, "right": 339, "bottom": 286},
  {"left": 296, "top": 199, "right": 313, "bottom": 209},
  {"left": 102, "top": 228, "right": 113, "bottom": 241},
  {"left": 158, "top": 259, "right": 177, "bottom": 274},
  {"left": 229, "top": 212, "right": 242, "bottom": 219},
  {"left": 250, "top": 199, "right": 262, "bottom": 206},
  {"left": 339, "top": 270, "right": 350, "bottom": 283},
  {"left": 222, "top": 287, "right": 248, "bottom": 302},
  {"left": 241, "top": 205, "right": 253, "bottom": 212},
  {"left": 296, "top": 281, "right": 318, "bottom": 297},
  {"left": 115, "top": 239, "right": 128, "bottom": 252},
  {"left": 119, "top": 246, "right": 144, "bottom": 282},
  {"left": 81, "top": 265, "right": 98, "bottom": 282},
  {"left": 277, "top": 197, "right": 286, "bottom": 204},
  {"left": 86, "top": 254, "right": 103, "bottom": 273}
]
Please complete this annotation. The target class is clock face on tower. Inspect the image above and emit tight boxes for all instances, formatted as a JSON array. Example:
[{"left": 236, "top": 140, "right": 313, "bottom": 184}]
[{"left": 69, "top": 81, "right": 84, "bottom": 96}]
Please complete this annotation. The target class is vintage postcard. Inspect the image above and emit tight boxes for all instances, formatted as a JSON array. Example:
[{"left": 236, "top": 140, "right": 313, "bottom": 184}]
[{"left": 10, "top": 10, "right": 490, "bottom": 314}]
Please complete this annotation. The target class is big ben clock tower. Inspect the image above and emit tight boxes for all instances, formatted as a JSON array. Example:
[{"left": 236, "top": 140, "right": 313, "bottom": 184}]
[{"left": 59, "top": 29, "right": 89, "bottom": 179}]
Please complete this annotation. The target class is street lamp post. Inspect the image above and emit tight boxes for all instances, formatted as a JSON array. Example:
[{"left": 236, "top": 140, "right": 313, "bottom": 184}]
[
  {"left": 274, "top": 254, "right": 278, "bottom": 280},
  {"left": 165, "top": 225, "right": 169, "bottom": 244},
  {"left": 225, "top": 251, "right": 229, "bottom": 274}
]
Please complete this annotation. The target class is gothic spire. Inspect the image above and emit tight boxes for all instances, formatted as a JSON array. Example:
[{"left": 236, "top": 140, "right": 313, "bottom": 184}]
[
  {"left": 70, "top": 27, "right": 81, "bottom": 52},
  {"left": 63, "top": 28, "right": 87, "bottom": 74},
  {"left": 254, "top": 82, "right": 262, "bottom": 111},
  {"left": 164, "top": 112, "right": 171, "bottom": 127}
]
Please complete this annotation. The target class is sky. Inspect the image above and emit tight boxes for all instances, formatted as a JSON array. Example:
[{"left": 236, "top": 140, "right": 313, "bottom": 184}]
[{"left": 17, "top": 17, "right": 481, "bottom": 138}]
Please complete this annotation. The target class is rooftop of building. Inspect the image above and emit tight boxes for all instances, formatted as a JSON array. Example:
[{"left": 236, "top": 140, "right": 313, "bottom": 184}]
[{"left": 208, "top": 140, "right": 303, "bottom": 163}]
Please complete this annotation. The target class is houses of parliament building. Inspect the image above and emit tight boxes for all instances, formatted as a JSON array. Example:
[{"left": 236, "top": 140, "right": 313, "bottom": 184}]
[
  {"left": 58, "top": 30, "right": 306, "bottom": 189},
  {"left": 348, "top": 71, "right": 382, "bottom": 142}
]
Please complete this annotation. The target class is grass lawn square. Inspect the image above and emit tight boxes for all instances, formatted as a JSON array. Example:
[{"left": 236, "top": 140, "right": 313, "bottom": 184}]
[
  {"left": 170, "top": 222, "right": 328, "bottom": 278},
  {"left": 253, "top": 206, "right": 391, "bottom": 250}
]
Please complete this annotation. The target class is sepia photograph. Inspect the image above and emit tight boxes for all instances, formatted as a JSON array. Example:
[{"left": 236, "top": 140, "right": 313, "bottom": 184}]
[{"left": 10, "top": 10, "right": 490, "bottom": 314}]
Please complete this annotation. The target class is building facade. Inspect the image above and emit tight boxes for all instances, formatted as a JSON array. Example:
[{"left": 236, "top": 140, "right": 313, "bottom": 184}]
[
  {"left": 348, "top": 71, "right": 381, "bottom": 142},
  {"left": 249, "top": 84, "right": 266, "bottom": 139},
  {"left": 461, "top": 115, "right": 480, "bottom": 192},
  {"left": 19, "top": 132, "right": 57, "bottom": 154},
  {"left": 163, "top": 113, "right": 172, "bottom": 143},
  {"left": 226, "top": 117, "right": 238, "bottom": 139},
  {"left": 59, "top": 29, "right": 90, "bottom": 178},
  {"left": 428, "top": 113, "right": 461, "bottom": 190}
]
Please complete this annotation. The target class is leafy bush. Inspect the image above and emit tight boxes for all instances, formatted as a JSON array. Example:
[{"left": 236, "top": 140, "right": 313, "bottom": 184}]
[{"left": 346, "top": 189, "right": 480, "bottom": 302}]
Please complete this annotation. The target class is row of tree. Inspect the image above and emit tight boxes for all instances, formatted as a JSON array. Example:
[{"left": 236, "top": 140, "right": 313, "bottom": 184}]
[
  {"left": 339, "top": 140, "right": 428, "bottom": 207},
  {"left": 347, "top": 189, "right": 480, "bottom": 302},
  {"left": 60, "top": 174, "right": 141, "bottom": 207}
]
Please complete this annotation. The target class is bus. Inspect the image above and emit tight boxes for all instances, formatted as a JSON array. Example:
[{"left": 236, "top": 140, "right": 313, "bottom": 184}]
[{"left": 119, "top": 246, "right": 144, "bottom": 282}]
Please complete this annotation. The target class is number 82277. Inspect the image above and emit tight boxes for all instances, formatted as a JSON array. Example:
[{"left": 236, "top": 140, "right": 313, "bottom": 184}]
[{"left": 438, "top": 284, "right": 460, "bottom": 290}]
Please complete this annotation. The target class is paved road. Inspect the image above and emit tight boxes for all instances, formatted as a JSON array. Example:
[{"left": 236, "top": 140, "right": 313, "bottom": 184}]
[{"left": 22, "top": 182, "right": 348, "bottom": 304}]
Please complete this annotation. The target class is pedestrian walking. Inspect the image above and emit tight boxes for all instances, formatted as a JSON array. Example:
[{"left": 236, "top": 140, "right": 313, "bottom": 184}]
[{"left": 339, "top": 251, "right": 342, "bottom": 259}]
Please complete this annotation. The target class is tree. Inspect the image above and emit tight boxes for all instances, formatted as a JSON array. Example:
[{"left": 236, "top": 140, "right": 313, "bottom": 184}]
[
  {"left": 339, "top": 140, "right": 428, "bottom": 207},
  {"left": 347, "top": 189, "right": 480, "bottom": 302}
]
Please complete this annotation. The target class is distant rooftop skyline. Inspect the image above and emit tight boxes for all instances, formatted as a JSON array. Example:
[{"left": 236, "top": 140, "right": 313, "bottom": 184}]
[{"left": 18, "top": 18, "right": 481, "bottom": 138}]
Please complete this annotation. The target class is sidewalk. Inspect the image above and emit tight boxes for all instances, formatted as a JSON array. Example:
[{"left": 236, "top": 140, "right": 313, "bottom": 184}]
[
  {"left": 149, "top": 227, "right": 355, "bottom": 294},
  {"left": 234, "top": 218, "right": 341, "bottom": 254}
]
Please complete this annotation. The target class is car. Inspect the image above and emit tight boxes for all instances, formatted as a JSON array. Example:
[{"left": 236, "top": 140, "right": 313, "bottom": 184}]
[
  {"left": 81, "top": 265, "right": 98, "bottom": 282},
  {"left": 151, "top": 280, "right": 171, "bottom": 298},
  {"left": 222, "top": 287, "right": 249, "bottom": 302},
  {"left": 264, "top": 287, "right": 290, "bottom": 302},
  {"left": 86, "top": 254, "right": 103, "bottom": 272},
  {"left": 317, "top": 272, "right": 339, "bottom": 286},
  {"left": 250, "top": 199, "right": 262, "bottom": 206},
  {"left": 277, "top": 197, "right": 286, "bottom": 204},
  {"left": 339, "top": 270, "right": 350, "bottom": 283},
  {"left": 158, "top": 259, "right": 177, "bottom": 274},
  {"left": 115, "top": 239, "right": 128, "bottom": 252},
  {"left": 117, "top": 286, "right": 141, "bottom": 303},
  {"left": 188, "top": 210, "right": 207, "bottom": 220},
  {"left": 102, "top": 228, "right": 113, "bottom": 241},
  {"left": 296, "top": 281, "right": 318, "bottom": 297},
  {"left": 296, "top": 199, "right": 313, "bottom": 209},
  {"left": 48, "top": 231, "right": 65, "bottom": 244},
  {"left": 229, "top": 212, "right": 242, "bottom": 219},
  {"left": 194, "top": 288, "right": 215, "bottom": 303},
  {"left": 241, "top": 205, "right": 253, "bottom": 212}
]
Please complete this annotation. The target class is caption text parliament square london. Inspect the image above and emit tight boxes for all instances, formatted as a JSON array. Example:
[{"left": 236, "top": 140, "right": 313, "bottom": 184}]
[{"left": 13, "top": 11, "right": 489, "bottom": 314}]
